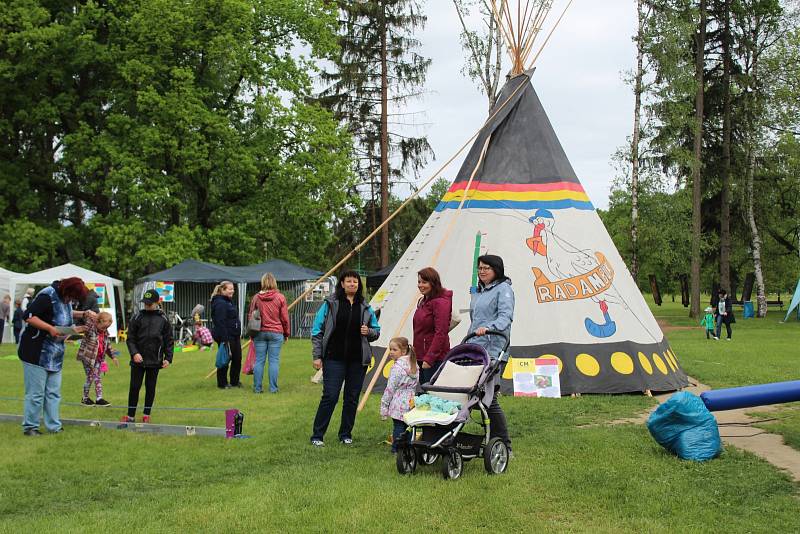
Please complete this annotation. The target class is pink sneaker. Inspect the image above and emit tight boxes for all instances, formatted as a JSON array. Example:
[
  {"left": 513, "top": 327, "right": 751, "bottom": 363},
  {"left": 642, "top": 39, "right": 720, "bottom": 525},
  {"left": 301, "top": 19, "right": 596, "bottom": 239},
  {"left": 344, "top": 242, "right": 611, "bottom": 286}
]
[
  {"left": 142, "top": 415, "right": 151, "bottom": 424},
  {"left": 119, "top": 415, "right": 134, "bottom": 423}
]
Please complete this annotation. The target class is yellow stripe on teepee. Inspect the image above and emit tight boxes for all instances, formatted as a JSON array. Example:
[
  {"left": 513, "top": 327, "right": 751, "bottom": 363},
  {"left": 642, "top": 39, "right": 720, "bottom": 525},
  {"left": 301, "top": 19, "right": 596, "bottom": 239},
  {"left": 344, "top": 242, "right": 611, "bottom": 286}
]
[{"left": 442, "top": 189, "right": 590, "bottom": 203}]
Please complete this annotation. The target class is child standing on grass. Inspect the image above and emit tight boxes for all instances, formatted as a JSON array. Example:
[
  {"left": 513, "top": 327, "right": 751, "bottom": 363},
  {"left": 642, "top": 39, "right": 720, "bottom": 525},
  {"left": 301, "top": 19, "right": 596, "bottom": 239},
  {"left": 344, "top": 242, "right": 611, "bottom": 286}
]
[
  {"left": 76, "top": 311, "right": 119, "bottom": 405},
  {"left": 380, "top": 337, "right": 418, "bottom": 453},
  {"left": 700, "top": 306, "right": 716, "bottom": 340},
  {"left": 121, "top": 289, "right": 173, "bottom": 424}
]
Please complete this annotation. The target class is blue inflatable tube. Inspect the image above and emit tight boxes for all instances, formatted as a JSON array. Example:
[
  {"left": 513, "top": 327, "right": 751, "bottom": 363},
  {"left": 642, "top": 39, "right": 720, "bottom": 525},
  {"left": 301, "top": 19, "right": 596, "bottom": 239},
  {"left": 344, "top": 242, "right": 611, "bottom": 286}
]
[{"left": 700, "top": 380, "right": 800, "bottom": 412}]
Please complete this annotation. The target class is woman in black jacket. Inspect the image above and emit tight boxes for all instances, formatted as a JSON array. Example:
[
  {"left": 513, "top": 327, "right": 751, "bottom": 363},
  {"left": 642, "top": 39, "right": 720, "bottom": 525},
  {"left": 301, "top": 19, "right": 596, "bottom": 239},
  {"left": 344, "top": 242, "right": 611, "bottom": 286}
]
[{"left": 211, "top": 281, "right": 242, "bottom": 389}]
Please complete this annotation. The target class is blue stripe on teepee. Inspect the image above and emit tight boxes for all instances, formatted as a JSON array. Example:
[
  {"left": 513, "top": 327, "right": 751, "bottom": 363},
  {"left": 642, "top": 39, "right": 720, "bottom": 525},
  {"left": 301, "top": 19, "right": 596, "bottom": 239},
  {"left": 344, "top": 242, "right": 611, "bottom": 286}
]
[{"left": 434, "top": 199, "right": 595, "bottom": 212}]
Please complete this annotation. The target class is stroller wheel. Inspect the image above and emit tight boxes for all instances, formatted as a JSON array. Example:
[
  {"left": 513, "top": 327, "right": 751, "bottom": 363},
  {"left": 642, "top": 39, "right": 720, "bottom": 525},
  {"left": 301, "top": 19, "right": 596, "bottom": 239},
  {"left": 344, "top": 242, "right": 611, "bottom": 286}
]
[
  {"left": 441, "top": 449, "right": 463, "bottom": 480},
  {"left": 483, "top": 437, "right": 509, "bottom": 475},
  {"left": 416, "top": 449, "right": 439, "bottom": 466},
  {"left": 396, "top": 445, "right": 417, "bottom": 475}
]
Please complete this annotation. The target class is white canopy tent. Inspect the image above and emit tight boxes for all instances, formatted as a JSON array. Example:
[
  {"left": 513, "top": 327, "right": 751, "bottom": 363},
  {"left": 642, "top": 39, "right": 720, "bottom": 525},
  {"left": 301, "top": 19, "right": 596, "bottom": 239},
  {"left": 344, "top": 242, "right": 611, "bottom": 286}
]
[
  {"left": 0, "top": 266, "right": 24, "bottom": 342},
  {"left": 7, "top": 264, "right": 125, "bottom": 338}
]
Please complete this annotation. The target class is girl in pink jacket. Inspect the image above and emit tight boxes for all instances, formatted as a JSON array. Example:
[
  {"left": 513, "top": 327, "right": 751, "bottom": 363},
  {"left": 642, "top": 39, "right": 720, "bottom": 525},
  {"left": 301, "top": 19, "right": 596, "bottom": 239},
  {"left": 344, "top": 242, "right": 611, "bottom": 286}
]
[{"left": 380, "top": 337, "right": 418, "bottom": 453}]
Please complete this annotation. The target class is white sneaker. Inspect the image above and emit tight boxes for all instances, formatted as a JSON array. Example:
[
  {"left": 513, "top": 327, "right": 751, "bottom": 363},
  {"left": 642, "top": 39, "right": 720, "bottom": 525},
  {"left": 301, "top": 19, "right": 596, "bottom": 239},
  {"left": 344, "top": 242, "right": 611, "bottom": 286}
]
[
  {"left": 713, "top": 336, "right": 719, "bottom": 340},
  {"left": 726, "top": 338, "right": 731, "bottom": 341}
]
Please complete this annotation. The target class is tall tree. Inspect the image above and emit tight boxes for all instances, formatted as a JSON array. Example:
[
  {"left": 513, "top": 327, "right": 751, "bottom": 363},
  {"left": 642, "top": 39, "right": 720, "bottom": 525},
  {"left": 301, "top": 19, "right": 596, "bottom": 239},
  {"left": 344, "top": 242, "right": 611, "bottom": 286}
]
[
  {"left": 453, "top": 0, "right": 505, "bottom": 110},
  {"left": 691, "top": 0, "right": 707, "bottom": 319},
  {"left": 0, "top": 0, "right": 357, "bottom": 283},
  {"left": 737, "top": 0, "right": 783, "bottom": 316},
  {"left": 719, "top": 0, "right": 733, "bottom": 293},
  {"left": 630, "top": 0, "right": 651, "bottom": 282},
  {"left": 318, "top": 0, "right": 433, "bottom": 268}
]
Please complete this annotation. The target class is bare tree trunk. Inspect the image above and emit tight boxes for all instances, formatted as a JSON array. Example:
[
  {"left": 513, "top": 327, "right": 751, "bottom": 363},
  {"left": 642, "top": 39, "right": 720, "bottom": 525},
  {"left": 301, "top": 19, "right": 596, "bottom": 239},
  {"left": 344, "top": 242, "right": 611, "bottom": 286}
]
[
  {"left": 630, "top": 0, "right": 646, "bottom": 282},
  {"left": 746, "top": 145, "right": 768, "bottom": 317},
  {"left": 745, "top": 19, "right": 767, "bottom": 318},
  {"left": 369, "top": 144, "right": 379, "bottom": 267},
  {"left": 690, "top": 0, "right": 706, "bottom": 319},
  {"left": 720, "top": 0, "right": 732, "bottom": 292},
  {"left": 379, "top": 4, "right": 390, "bottom": 268}
]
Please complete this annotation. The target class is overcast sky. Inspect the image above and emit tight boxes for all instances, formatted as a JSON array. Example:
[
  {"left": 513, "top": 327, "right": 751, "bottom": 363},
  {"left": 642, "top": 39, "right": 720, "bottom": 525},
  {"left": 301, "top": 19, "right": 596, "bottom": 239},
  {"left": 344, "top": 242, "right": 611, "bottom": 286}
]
[{"left": 408, "top": 1, "right": 637, "bottom": 209}]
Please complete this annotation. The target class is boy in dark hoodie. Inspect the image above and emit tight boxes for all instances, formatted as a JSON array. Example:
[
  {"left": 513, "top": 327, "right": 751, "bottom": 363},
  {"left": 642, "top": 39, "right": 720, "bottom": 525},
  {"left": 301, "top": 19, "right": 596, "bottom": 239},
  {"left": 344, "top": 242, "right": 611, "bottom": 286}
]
[{"left": 121, "top": 289, "right": 173, "bottom": 423}]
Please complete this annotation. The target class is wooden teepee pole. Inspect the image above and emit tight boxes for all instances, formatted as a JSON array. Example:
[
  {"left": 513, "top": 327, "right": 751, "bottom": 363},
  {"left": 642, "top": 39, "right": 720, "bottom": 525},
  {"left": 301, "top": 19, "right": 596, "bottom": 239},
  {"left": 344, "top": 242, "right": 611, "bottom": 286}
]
[
  {"left": 358, "top": 134, "right": 494, "bottom": 413},
  {"left": 356, "top": 77, "right": 531, "bottom": 412}
]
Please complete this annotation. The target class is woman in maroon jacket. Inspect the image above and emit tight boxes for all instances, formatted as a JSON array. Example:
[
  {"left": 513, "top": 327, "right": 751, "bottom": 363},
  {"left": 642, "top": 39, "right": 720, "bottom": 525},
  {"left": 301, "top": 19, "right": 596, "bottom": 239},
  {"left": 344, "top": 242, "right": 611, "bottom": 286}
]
[{"left": 412, "top": 267, "right": 453, "bottom": 385}]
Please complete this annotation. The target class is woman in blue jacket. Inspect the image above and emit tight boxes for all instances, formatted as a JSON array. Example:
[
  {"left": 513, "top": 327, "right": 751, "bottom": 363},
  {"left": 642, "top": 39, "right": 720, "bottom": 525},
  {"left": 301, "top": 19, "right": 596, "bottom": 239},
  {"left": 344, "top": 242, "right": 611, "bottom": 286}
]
[
  {"left": 210, "top": 281, "right": 242, "bottom": 389},
  {"left": 310, "top": 270, "right": 380, "bottom": 447},
  {"left": 469, "top": 254, "right": 514, "bottom": 453}
]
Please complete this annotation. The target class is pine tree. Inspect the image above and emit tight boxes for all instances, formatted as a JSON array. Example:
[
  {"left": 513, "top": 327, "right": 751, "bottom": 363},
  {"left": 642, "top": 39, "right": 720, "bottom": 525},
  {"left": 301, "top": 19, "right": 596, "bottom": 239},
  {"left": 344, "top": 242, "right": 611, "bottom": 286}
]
[{"left": 318, "top": 0, "right": 433, "bottom": 268}]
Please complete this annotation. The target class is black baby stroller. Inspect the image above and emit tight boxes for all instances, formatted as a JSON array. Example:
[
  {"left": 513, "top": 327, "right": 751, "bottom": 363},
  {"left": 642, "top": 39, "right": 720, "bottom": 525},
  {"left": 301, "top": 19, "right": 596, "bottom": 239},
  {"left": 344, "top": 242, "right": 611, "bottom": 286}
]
[{"left": 396, "top": 330, "right": 510, "bottom": 480}]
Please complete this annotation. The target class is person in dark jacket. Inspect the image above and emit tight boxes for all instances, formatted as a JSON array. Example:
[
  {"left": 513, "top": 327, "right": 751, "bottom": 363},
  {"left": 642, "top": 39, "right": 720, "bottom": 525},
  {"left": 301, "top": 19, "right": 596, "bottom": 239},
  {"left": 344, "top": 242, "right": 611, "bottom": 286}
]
[
  {"left": 210, "top": 281, "right": 242, "bottom": 389},
  {"left": 310, "top": 270, "right": 380, "bottom": 447},
  {"left": 412, "top": 267, "right": 453, "bottom": 385},
  {"left": 0, "top": 294, "right": 10, "bottom": 341},
  {"left": 18, "top": 278, "right": 92, "bottom": 435},
  {"left": 12, "top": 298, "right": 24, "bottom": 344},
  {"left": 714, "top": 288, "right": 734, "bottom": 341},
  {"left": 469, "top": 254, "right": 514, "bottom": 453},
  {"left": 121, "top": 289, "right": 173, "bottom": 423}
]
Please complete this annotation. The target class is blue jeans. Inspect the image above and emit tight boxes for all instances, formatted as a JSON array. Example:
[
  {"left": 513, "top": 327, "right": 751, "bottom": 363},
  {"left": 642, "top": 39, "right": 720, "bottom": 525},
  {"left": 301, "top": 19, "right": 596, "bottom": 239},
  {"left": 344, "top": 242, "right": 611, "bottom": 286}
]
[
  {"left": 311, "top": 359, "right": 367, "bottom": 442},
  {"left": 391, "top": 418, "right": 409, "bottom": 452},
  {"left": 22, "top": 361, "right": 62, "bottom": 432},
  {"left": 253, "top": 331, "right": 284, "bottom": 393}
]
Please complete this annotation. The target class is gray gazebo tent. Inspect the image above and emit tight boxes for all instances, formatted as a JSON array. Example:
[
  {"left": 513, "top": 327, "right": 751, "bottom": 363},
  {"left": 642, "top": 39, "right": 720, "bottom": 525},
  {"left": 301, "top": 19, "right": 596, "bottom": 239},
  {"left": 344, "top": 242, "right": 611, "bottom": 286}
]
[{"left": 135, "top": 259, "right": 333, "bottom": 338}]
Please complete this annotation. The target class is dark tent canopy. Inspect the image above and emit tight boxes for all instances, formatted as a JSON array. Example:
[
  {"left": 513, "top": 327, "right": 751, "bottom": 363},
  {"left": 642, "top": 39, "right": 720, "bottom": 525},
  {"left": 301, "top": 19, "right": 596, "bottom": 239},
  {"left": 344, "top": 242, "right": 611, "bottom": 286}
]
[
  {"left": 367, "top": 262, "right": 396, "bottom": 290},
  {"left": 135, "top": 259, "right": 328, "bottom": 338},
  {"left": 137, "top": 259, "right": 241, "bottom": 283},
  {"left": 231, "top": 259, "right": 324, "bottom": 283},
  {"left": 137, "top": 259, "right": 323, "bottom": 284}
]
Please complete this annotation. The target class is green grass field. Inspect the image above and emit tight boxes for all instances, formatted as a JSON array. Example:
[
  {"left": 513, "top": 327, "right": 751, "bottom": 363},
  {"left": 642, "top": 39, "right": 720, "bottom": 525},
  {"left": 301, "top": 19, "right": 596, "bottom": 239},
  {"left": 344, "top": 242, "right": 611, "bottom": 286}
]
[{"left": 0, "top": 299, "right": 798, "bottom": 533}]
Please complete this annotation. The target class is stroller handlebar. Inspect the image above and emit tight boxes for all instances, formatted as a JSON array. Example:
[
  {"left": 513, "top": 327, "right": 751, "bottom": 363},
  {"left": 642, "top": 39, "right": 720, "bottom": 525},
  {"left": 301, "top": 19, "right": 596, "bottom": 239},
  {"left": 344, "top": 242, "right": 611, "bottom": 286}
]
[{"left": 461, "top": 330, "right": 510, "bottom": 351}]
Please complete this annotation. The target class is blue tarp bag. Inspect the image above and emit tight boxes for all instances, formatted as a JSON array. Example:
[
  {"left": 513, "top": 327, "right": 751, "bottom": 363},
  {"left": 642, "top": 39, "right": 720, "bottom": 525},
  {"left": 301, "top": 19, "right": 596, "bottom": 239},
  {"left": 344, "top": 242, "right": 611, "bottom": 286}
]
[
  {"left": 647, "top": 391, "right": 722, "bottom": 461},
  {"left": 215, "top": 342, "right": 230, "bottom": 369}
]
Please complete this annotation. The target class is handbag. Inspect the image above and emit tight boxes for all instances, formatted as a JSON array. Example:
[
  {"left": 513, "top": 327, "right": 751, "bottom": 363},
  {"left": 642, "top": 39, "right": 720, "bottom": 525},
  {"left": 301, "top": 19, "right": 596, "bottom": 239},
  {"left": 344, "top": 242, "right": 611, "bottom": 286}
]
[
  {"left": 246, "top": 307, "right": 261, "bottom": 337},
  {"left": 243, "top": 341, "right": 256, "bottom": 375},
  {"left": 215, "top": 342, "right": 230, "bottom": 369},
  {"left": 449, "top": 309, "right": 461, "bottom": 332}
]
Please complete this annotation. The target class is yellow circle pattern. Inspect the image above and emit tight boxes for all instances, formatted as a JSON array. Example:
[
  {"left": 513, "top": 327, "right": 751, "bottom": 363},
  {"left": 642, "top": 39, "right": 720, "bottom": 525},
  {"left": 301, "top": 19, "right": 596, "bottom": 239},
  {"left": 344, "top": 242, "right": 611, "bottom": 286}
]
[
  {"left": 664, "top": 351, "right": 676, "bottom": 372},
  {"left": 652, "top": 353, "right": 668, "bottom": 375},
  {"left": 610, "top": 352, "right": 634, "bottom": 375},
  {"left": 486, "top": 349, "right": 681, "bottom": 380},
  {"left": 383, "top": 359, "right": 395, "bottom": 379},
  {"left": 638, "top": 352, "right": 653, "bottom": 374},
  {"left": 668, "top": 350, "right": 679, "bottom": 370},
  {"left": 576, "top": 353, "right": 600, "bottom": 376}
]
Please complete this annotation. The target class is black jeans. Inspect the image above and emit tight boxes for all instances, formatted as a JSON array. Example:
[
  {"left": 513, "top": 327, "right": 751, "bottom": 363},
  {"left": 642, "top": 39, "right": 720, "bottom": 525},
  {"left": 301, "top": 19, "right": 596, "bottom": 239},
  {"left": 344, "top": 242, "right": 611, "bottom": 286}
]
[
  {"left": 311, "top": 359, "right": 367, "bottom": 441},
  {"left": 488, "top": 385, "right": 511, "bottom": 447},
  {"left": 128, "top": 366, "right": 160, "bottom": 418},
  {"left": 217, "top": 340, "right": 242, "bottom": 388},
  {"left": 13, "top": 326, "right": 21, "bottom": 344}
]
